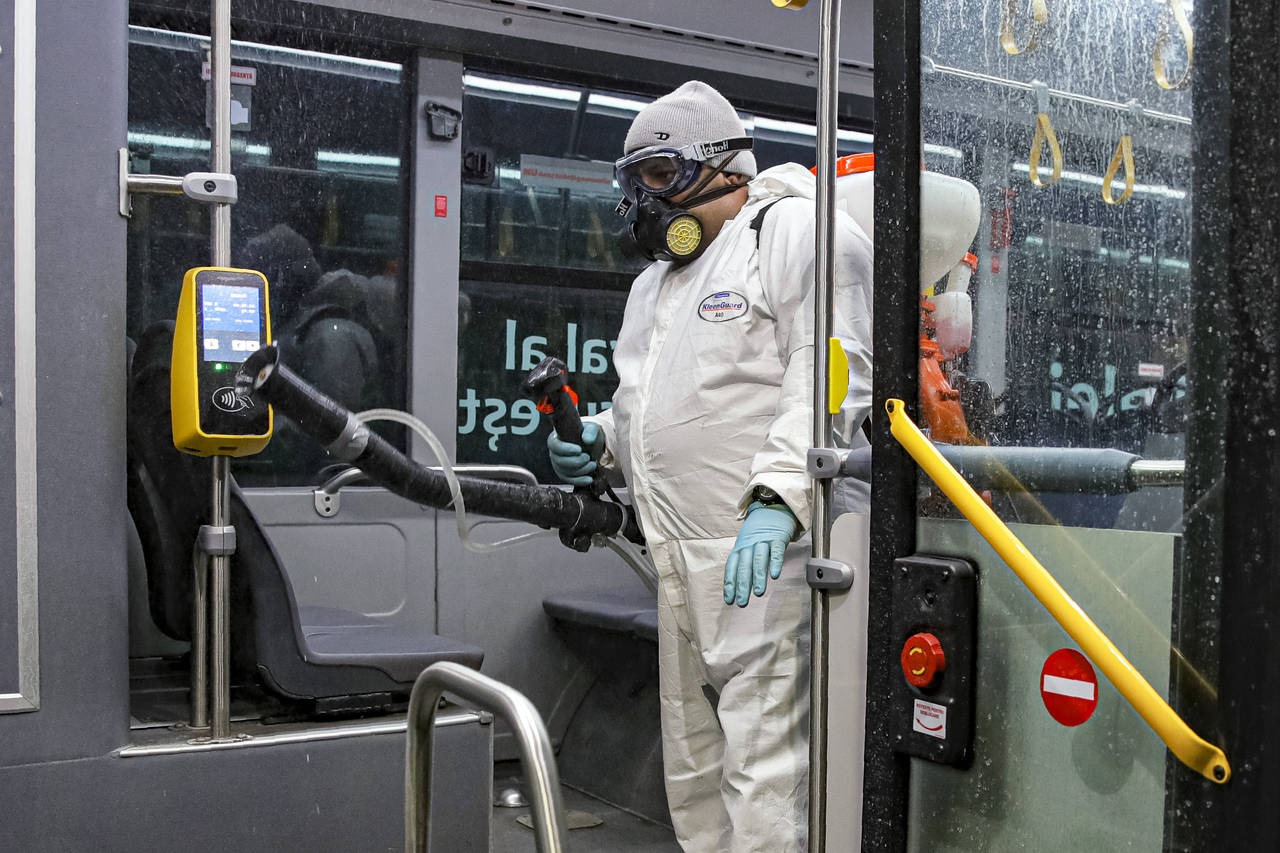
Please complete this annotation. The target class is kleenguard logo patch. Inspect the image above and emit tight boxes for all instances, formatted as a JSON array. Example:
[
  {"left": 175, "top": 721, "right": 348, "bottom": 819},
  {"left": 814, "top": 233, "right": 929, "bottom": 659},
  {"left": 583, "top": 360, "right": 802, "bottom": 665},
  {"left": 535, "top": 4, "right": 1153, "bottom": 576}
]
[{"left": 698, "top": 291, "right": 748, "bottom": 323}]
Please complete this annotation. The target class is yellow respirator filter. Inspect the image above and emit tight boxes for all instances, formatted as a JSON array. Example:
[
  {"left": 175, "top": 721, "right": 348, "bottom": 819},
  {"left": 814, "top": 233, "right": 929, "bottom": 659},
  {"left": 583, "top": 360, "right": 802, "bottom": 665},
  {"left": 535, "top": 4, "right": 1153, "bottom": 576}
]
[{"left": 665, "top": 214, "right": 703, "bottom": 258}]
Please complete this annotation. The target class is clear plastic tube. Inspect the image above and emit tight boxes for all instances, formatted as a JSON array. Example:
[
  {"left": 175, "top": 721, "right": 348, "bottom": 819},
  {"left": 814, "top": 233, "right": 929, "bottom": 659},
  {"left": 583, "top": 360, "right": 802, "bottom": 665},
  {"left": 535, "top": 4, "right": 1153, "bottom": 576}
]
[{"left": 356, "top": 408, "right": 551, "bottom": 554}]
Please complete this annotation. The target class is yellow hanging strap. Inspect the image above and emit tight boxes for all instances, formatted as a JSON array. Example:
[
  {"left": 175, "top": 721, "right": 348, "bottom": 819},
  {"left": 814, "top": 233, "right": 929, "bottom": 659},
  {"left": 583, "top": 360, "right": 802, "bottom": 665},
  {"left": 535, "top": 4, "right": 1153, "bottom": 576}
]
[
  {"left": 1028, "top": 82, "right": 1062, "bottom": 188},
  {"left": 884, "top": 399, "right": 1231, "bottom": 785},
  {"left": 1001, "top": 0, "right": 1049, "bottom": 55},
  {"left": 1103, "top": 101, "right": 1141, "bottom": 206},
  {"left": 1153, "top": 0, "right": 1194, "bottom": 91}
]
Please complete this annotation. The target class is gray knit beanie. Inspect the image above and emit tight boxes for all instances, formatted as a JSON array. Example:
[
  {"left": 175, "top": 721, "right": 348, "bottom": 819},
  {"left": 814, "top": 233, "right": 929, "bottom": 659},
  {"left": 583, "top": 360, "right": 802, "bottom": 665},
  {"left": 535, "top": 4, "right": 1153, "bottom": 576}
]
[{"left": 624, "top": 81, "right": 758, "bottom": 178}]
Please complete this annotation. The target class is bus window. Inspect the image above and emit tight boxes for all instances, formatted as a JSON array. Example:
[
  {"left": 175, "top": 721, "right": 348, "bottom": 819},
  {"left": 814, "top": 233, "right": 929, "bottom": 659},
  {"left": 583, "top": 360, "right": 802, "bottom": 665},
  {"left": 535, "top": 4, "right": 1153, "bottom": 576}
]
[
  {"left": 455, "top": 71, "right": 872, "bottom": 481},
  {"left": 126, "top": 26, "right": 411, "bottom": 486}
]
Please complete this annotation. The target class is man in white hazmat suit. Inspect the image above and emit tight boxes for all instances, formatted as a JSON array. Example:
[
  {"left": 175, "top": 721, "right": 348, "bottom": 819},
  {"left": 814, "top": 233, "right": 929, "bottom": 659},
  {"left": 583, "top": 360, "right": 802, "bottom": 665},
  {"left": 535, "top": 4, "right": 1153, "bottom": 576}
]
[{"left": 547, "top": 81, "right": 872, "bottom": 852}]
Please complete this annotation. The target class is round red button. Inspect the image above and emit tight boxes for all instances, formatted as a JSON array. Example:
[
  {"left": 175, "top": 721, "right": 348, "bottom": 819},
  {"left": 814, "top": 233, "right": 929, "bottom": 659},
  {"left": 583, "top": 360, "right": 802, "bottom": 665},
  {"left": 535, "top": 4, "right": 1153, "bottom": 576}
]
[{"left": 901, "top": 632, "right": 946, "bottom": 688}]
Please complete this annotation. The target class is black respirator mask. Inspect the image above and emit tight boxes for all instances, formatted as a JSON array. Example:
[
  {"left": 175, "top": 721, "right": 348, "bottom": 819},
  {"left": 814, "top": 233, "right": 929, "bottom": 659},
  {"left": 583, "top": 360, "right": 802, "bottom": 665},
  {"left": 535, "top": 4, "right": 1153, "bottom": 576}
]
[
  {"left": 628, "top": 183, "right": 744, "bottom": 265},
  {"left": 617, "top": 151, "right": 745, "bottom": 266}
]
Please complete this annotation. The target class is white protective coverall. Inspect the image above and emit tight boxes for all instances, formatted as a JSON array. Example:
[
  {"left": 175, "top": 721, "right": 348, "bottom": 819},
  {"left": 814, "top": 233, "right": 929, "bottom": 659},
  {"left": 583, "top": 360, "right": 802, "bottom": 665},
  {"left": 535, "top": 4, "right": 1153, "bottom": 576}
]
[{"left": 586, "top": 162, "right": 872, "bottom": 852}]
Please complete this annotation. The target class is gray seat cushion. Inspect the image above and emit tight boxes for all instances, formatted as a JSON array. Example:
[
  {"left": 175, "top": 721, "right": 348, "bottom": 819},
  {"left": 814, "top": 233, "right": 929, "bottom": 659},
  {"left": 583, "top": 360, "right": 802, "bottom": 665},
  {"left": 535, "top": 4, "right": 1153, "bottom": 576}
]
[
  {"left": 301, "top": 621, "right": 485, "bottom": 684},
  {"left": 631, "top": 610, "right": 659, "bottom": 643},
  {"left": 542, "top": 589, "right": 657, "bottom": 635}
]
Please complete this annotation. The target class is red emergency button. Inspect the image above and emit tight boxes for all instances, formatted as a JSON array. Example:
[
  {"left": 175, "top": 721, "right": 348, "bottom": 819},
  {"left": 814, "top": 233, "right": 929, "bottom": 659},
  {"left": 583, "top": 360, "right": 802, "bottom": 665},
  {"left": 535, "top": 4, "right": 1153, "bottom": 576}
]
[{"left": 901, "top": 632, "right": 946, "bottom": 688}]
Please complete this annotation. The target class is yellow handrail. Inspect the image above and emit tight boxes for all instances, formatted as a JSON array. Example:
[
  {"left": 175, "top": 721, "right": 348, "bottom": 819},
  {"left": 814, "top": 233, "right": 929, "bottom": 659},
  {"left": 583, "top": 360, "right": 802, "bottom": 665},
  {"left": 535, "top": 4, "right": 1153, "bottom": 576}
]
[{"left": 885, "top": 399, "right": 1230, "bottom": 784}]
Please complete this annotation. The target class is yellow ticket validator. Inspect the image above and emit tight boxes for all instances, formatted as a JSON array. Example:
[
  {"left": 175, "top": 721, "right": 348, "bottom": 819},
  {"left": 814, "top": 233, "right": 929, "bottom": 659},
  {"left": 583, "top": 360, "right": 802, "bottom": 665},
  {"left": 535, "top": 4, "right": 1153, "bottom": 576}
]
[{"left": 171, "top": 267, "right": 273, "bottom": 456}]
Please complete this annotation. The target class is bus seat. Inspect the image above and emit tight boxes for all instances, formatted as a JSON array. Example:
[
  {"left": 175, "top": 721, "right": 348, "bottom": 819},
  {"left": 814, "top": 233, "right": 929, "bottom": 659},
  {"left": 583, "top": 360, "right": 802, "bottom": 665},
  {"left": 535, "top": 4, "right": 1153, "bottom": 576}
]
[
  {"left": 630, "top": 609, "right": 659, "bottom": 643},
  {"left": 541, "top": 589, "right": 657, "bottom": 639},
  {"left": 229, "top": 483, "right": 484, "bottom": 700},
  {"left": 126, "top": 321, "right": 482, "bottom": 708},
  {"left": 541, "top": 587, "right": 666, "bottom": 824}
]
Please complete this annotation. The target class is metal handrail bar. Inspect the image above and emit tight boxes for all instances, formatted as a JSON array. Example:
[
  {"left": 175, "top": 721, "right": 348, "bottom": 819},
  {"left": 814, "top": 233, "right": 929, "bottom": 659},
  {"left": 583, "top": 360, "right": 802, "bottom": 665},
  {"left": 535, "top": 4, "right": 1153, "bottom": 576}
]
[
  {"left": 319, "top": 463, "right": 540, "bottom": 496},
  {"left": 924, "top": 60, "right": 1192, "bottom": 127},
  {"left": 405, "top": 662, "right": 567, "bottom": 852}
]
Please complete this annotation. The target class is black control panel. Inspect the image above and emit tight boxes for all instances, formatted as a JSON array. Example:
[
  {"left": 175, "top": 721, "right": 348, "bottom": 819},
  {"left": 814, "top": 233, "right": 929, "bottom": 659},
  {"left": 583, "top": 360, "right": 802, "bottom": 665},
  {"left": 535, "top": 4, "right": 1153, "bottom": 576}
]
[{"left": 890, "top": 554, "right": 978, "bottom": 766}]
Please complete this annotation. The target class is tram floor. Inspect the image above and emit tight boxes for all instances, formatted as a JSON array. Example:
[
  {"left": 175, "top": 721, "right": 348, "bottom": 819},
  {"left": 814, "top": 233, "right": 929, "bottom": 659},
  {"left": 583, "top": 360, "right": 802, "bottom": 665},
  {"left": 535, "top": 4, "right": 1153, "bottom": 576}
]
[{"left": 491, "top": 760, "right": 680, "bottom": 852}]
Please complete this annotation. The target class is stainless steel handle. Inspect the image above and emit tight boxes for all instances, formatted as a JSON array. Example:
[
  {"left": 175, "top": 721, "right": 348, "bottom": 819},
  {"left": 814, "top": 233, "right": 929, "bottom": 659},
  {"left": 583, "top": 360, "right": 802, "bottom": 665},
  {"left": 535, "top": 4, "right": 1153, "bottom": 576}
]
[
  {"left": 406, "top": 662, "right": 566, "bottom": 852},
  {"left": 320, "top": 466, "right": 373, "bottom": 494},
  {"left": 439, "top": 464, "right": 540, "bottom": 486}
]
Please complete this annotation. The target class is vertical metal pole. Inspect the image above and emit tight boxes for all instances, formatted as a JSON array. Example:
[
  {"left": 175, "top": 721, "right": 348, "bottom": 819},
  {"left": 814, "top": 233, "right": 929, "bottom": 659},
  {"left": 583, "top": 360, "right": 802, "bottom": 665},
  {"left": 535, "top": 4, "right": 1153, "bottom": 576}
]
[
  {"left": 810, "top": 0, "right": 841, "bottom": 850},
  {"left": 209, "top": 455, "right": 232, "bottom": 738},
  {"left": 211, "top": 0, "right": 232, "bottom": 267},
  {"left": 208, "top": 0, "right": 234, "bottom": 740},
  {"left": 189, "top": 550, "right": 209, "bottom": 729}
]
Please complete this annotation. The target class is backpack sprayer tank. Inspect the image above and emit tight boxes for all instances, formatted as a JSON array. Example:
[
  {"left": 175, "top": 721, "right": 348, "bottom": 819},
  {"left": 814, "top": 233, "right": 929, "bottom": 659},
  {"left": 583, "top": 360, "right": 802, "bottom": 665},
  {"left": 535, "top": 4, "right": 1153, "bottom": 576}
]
[{"left": 828, "top": 153, "right": 984, "bottom": 443}]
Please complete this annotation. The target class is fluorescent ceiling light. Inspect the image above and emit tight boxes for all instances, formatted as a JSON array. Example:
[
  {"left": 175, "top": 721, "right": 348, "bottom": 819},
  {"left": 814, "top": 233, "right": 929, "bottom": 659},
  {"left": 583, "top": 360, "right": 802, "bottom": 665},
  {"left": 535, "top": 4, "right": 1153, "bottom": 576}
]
[
  {"left": 749, "top": 116, "right": 873, "bottom": 145},
  {"left": 924, "top": 144, "right": 963, "bottom": 159},
  {"left": 1012, "top": 163, "right": 1188, "bottom": 200},
  {"left": 316, "top": 151, "right": 399, "bottom": 168},
  {"left": 464, "top": 74, "right": 580, "bottom": 104},
  {"left": 128, "top": 25, "right": 401, "bottom": 80},
  {"left": 127, "top": 131, "right": 270, "bottom": 157},
  {"left": 587, "top": 93, "right": 647, "bottom": 112}
]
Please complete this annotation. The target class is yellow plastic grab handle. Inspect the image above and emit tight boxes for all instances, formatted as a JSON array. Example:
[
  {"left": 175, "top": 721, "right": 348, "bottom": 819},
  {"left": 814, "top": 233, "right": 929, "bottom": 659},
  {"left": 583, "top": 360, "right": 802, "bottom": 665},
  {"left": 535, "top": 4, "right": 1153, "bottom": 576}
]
[
  {"left": 1153, "top": 0, "right": 1194, "bottom": 91},
  {"left": 827, "top": 338, "right": 850, "bottom": 415},
  {"left": 1001, "top": 0, "right": 1049, "bottom": 55},
  {"left": 1102, "top": 133, "right": 1135, "bottom": 205},
  {"left": 885, "top": 399, "right": 1231, "bottom": 784},
  {"left": 1029, "top": 112, "right": 1063, "bottom": 187}
]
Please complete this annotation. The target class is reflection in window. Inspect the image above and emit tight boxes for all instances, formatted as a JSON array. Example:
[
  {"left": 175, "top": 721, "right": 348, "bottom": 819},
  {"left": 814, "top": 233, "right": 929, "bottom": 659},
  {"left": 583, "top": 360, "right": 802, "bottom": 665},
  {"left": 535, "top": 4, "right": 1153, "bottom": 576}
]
[
  {"left": 460, "top": 73, "right": 873, "bottom": 275},
  {"left": 914, "top": 2, "right": 1193, "bottom": 532},
  {"left": 126, "top": 27, "right": 409, "bottom": 485},
  {"left": 456, "top": 72, "right": 872, "bottom": 479}
]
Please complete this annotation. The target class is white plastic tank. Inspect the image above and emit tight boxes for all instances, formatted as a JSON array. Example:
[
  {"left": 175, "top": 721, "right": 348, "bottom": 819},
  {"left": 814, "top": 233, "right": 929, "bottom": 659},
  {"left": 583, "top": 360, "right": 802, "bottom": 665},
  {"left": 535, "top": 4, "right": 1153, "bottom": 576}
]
[{"left": 830, "top": 153, "right": 981, "bottom": 289}]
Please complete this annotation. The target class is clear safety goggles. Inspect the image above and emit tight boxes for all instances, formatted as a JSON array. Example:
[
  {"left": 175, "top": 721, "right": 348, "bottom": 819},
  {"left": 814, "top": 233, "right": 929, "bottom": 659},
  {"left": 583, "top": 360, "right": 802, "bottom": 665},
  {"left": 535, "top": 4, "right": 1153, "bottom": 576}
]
[{"left": 613, "top": 137, "right": 753, "bottom": 203}]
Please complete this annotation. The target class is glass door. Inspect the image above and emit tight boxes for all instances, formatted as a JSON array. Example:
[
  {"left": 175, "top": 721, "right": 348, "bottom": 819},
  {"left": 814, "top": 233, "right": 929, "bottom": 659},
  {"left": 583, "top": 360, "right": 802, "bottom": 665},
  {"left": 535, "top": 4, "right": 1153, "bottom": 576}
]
[{"left": 858, "top": 0, "right": 1248, "bottom": 848}]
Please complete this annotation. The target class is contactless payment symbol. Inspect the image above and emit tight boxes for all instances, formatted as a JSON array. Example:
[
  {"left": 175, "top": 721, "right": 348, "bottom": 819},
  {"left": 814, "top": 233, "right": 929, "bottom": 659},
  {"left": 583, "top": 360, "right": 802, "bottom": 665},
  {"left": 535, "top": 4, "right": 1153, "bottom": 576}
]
[
  {"left": 1040, "top": 648, "right": 1098, "bottom": 726},
  {"left": 212, "top": 386, "right": 252, "bottom": 413}
]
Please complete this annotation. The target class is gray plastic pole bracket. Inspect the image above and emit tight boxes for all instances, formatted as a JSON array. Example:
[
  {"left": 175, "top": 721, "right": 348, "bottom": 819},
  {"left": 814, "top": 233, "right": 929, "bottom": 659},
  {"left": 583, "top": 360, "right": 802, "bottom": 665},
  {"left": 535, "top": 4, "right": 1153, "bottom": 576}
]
[
  {"left": 807, "top": 448, "right": 847, "bottom": 479},
  {"left": 198, "top": 524, "right": 237, "bottom": 557},
  {"left": 807, "top": 557, "right": 854, "bottom": 591}
]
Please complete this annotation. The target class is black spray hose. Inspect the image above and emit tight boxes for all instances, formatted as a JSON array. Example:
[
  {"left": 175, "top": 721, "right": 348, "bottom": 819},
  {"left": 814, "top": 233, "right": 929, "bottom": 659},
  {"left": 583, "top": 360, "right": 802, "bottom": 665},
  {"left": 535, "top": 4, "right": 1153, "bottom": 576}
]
[{"left": 238, "top": 345, "right": 643, "bottom": 545}]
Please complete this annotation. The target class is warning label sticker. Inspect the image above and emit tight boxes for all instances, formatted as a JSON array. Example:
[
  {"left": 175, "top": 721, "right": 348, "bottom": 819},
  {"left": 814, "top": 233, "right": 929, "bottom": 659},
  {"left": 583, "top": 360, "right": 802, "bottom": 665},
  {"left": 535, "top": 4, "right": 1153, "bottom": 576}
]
[{"left": 912, "top": 699, "right": 947, "bottom": 740}]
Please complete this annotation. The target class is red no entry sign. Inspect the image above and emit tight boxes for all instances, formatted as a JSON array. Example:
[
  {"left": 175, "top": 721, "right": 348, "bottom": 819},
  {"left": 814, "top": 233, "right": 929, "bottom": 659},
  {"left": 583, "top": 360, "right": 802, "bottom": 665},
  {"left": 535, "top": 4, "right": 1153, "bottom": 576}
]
[{"left": 1040, "top": 648, "right": 1098, "bottom": 727}]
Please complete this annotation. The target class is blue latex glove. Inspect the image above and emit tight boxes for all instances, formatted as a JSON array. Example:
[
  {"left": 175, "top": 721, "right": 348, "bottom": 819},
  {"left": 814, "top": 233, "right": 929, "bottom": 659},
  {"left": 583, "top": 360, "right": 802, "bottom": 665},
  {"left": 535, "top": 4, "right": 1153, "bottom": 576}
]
[
  {"left": 723, "top": 501, "right": 799, "bottom": 607},
  {"left": 547, "top": 422, "right": 604, "bottom": 486}
]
